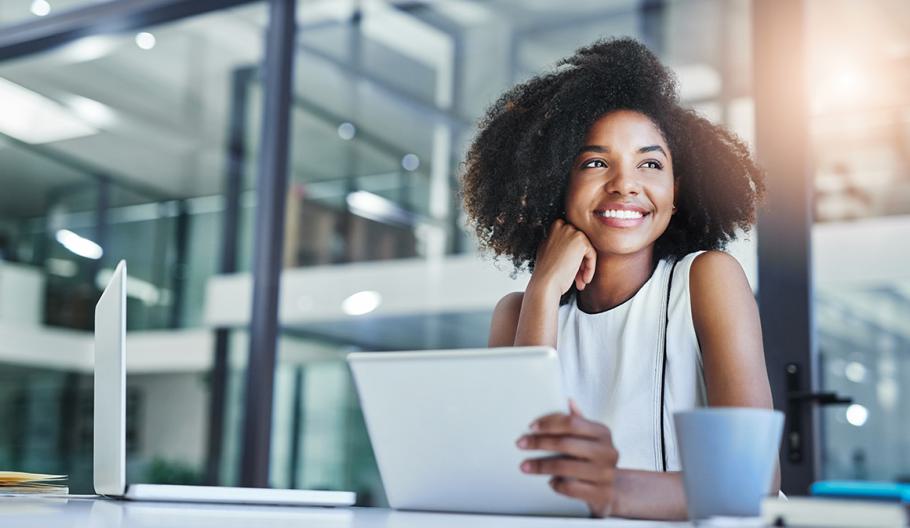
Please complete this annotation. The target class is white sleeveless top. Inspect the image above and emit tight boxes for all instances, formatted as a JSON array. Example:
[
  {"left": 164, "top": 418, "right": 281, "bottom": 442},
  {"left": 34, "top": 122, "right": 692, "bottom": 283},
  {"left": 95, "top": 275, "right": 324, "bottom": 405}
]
[{"left": 556, "top": 251, "right": 707, "bottom": 472}]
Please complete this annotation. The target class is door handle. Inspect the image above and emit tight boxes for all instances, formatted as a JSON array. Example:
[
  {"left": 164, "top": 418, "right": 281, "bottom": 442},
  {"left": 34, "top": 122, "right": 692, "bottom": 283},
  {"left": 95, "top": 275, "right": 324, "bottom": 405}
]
[
  {"left": 784, "top": 363, "right": 852, "bottom": 464},
  {"left": 788, "top": 391, "right": 853, "bottom": 405}
]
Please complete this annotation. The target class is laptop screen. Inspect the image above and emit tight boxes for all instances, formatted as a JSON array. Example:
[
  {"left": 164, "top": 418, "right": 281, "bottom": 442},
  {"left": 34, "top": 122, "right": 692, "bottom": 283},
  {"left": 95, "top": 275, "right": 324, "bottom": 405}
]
[{"left": 93, "top": 259, "right": 127, "bottom": 496}]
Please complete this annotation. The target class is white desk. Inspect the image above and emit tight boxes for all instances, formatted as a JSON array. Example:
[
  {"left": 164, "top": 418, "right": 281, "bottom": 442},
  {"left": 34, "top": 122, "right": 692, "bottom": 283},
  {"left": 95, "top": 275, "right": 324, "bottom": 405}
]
[{"left": 0, "top": 497, "right": 708, "bottom": 528}]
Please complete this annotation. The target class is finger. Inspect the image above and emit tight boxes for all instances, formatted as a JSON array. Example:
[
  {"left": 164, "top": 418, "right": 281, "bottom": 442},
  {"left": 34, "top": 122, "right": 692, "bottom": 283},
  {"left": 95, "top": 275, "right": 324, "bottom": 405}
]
[
  {"left": 549, "top": 477, "right": 612, "bottom": 515},
  {"left": 521, "top": 456, "right": 608, "bottom": 483},
  {"left": 568, "top": 398, "right": 583, "bottom": 417},
  {"left": 574, "top": 268, "right": 585, "bottom": 291},
  {"left": 530, "top": 413, "right": 611, "bottom": 440},
  {"left": 516, "top": 434, "right": 608, "bottom": 461},
  {"left": 583, "top": 246, "right": 596, "bottom": 284}
]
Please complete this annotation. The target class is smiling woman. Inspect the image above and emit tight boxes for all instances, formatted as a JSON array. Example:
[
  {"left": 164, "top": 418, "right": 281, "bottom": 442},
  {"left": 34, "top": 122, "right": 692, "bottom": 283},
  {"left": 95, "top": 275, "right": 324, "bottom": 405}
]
[
  {"left": 461, "top": 38, "right": 775, "bottom": 520},
  {"left": 461, "top": 38, "right": 764, "bottom": 279}
]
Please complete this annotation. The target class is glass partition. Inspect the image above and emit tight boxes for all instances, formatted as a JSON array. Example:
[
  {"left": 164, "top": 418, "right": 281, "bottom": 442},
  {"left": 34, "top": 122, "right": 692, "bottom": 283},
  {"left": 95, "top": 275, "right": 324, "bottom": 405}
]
[
  {"left": 0, "top": 1, "right": 268, "bottom": 492},
  {"left": 808, "top": 0, "right": 910, "bottom": 482}
]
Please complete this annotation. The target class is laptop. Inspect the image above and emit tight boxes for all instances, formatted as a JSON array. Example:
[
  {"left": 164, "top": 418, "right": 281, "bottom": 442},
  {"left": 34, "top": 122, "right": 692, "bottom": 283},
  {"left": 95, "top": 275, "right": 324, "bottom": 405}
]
[
  {"left": 347, "top": 347, "right": 590, "bottom": 517},
  {"left": 94, "top": 260, "right": 355, "bottom": 507}
]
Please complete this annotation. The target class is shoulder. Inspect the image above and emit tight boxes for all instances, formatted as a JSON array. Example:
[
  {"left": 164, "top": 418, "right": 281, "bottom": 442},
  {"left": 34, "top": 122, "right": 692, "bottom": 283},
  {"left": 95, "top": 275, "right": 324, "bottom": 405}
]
[
  {"left": 686, "top": 250, "right": 756, "bottom": 330},
  {"left": 689, "top": 250, "right": 747, "bottom": 285},
  {"left": 493, "top": 291, "right": 524, "bottom": 315},
  {"left": 488, "top": 292, "right": 525, "bottom": 347},
  {"left": 666, "top": 251, "right": 748, "bottom": 299}
]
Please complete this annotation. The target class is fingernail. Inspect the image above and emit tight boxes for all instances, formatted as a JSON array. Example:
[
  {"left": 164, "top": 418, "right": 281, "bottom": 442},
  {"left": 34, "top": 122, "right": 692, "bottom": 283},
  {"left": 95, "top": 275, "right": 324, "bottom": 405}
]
[
  {"left": 529, "top": 422, "right": 539, "bottom": 432},
  {"left": 520, "top": 462, "right": 531, "bottom": 473},
  {"left": 516, "top": 437, "right": 528, "bottom": 448}
]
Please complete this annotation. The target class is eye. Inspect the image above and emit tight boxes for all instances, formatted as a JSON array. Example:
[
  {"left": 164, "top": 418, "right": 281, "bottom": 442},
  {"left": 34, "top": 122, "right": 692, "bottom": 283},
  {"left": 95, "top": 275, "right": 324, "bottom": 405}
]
[
  {"left": 581, "top": 159, "right": 607, "bottom": 169},
  {"left": 640, "top": 160, "right": 663, "bottom": 170}
]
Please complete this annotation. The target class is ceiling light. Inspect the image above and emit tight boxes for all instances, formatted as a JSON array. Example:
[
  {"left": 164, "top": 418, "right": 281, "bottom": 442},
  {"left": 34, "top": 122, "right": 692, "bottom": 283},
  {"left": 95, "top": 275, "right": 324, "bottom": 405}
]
[
  {"left": 58, "top": 36, "right": 118, "bottom": 63},
  {"left": 30, "top": 0, "right": 51, "bottom": 16},
  {"left": 66, "top": 95, "right": 117, "bottom": 128},
  {"left": 341, "top": 290, "right": 381, "bottom": 316},
  {"left": 56, "top": 229, "right": 103, "bottom": 260},
  {"left": 135, "top": 32, "right": 156, "bottom": 50},
  {"left": 337, "top": 122, "right": 356, "bottom": 140},
  {"left": 346, "top": 190, "right": 414, "bottom": 226},
  {"left": 402, "top": 153, "right": 420, "bottom": 171},
  {"left": 0, "top": 78, "right": 98, "bottom": 144},
  {"left": 845, "top": 404, "right": 868, "bottom": 427},
  {"left": 844, "top": 361, "right": 867, "bottom": 383}
]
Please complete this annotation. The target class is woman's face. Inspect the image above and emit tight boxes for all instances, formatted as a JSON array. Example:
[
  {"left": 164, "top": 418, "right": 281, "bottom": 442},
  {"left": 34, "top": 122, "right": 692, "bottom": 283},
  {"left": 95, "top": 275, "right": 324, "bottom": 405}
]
[{"left": 564, "top": 109, "right": 675, "bottom": 257}]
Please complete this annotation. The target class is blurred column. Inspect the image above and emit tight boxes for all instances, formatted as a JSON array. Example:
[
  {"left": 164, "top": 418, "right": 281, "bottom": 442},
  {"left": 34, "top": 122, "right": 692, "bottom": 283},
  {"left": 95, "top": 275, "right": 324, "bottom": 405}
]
[
  {"left": 752, "top": 0, "right": 817, "bottom": 494},
  {"left": 240, "top": 0, "right": 297, "bottom": 488},
  {"left": 168, "top": 201, "right": 189, "bottom": 328},
  {"left": 205, "top": 65, "right": 255, "bottom": 486}
]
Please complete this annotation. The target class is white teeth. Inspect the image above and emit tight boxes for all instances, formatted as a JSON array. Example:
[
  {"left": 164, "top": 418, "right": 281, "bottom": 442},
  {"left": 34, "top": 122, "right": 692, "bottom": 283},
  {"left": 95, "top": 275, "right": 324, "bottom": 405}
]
[{"left": 597, "top": 210, "right": 644, "bottom": 219}]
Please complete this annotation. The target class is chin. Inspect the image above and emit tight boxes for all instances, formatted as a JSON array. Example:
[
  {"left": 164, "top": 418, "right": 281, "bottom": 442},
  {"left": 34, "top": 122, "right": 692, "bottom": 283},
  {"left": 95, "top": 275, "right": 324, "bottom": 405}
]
[{"left": 591, "top": 238, "right": 652, "bottom": 257}]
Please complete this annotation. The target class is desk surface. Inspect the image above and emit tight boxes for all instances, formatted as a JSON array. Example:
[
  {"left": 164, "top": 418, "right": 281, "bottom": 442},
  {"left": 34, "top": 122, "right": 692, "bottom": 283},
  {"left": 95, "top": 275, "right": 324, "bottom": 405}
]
[{"left": 0, "top": 497, "right": 767, "bottom": 528}]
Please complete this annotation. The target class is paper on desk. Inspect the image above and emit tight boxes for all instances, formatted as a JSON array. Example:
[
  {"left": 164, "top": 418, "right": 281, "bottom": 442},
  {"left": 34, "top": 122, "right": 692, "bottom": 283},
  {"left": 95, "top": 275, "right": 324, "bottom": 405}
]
[
  {"left": 0, "top": 472, "right": 67, "bottom": 486},
  {"left": 0, "top": 472, "right": 68, "bottom": 496}
]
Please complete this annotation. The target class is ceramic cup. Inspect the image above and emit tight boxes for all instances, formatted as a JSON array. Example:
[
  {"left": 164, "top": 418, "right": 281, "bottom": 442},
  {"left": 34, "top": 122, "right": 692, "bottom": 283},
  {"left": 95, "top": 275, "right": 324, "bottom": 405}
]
[{"left": 674, "top": 408, "right": 784, "bottom": 520}]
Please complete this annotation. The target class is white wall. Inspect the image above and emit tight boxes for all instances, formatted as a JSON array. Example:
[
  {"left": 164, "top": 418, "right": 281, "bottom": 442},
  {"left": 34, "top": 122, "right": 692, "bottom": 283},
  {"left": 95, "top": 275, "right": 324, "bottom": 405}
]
[
  {"left": 0, "top": 262, "right": 44, "bottom": 325},
  {"left": 205, "top": 254, "right": 531, "bottom": 327}
]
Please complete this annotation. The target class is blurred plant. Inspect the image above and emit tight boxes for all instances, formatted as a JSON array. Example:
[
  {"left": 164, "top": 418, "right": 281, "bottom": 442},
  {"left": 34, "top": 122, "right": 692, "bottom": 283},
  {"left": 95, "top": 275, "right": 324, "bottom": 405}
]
[{"left": 145, "top": 458, "right": 201, "bottom": 485}]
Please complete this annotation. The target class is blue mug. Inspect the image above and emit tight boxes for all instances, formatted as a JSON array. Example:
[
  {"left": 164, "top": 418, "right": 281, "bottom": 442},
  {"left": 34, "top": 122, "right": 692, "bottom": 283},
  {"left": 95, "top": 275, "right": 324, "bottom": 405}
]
[{"left": 674, "top": 408, "right": 784, "bottom": 519}]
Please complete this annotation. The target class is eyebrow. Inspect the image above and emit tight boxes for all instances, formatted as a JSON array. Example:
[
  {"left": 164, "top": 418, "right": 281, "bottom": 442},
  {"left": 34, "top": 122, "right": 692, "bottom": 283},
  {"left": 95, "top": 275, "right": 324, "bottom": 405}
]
[{"left": 578, "top": 145, "right": 668, "bottom": 157}]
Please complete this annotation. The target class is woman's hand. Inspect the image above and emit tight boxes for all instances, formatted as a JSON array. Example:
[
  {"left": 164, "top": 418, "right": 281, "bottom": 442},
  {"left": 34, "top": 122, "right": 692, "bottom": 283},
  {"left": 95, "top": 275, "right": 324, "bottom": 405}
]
[
  {"left": 530, "top": 219, "right": 597, "bottom": 298},
  {"left": 517, "top": 400, "right": 619, "bottom": 518}
]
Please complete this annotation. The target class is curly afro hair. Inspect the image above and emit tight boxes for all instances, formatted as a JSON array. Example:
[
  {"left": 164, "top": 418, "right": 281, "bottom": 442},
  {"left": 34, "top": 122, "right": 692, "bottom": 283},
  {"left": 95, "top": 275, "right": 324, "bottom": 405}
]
[{"left": 461, "top": 37, "right": 764, "bottom": 278}]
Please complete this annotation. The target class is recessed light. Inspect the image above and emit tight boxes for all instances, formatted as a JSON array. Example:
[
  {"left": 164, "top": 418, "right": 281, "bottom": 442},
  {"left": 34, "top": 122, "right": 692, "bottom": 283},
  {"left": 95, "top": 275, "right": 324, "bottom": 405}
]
[
  {"left": 337, "top": 122, "right": 356, "bottom": 140},
  {"left": 30, "top": 0, "right": 51, "bottom": 17},
  {"left": 56, "top": 229, "right": 103, "bottom": 260},
  {"left": 402, "top": 153, "right": 420, "bottom": 171},
  {"left": 135, "top": 32, "right": 156, "bottom": 50},
  {"left": 342, "top": 291, "right": 381, "bottom": 316},
  {"left": 845, "top": 404, "right": 868, "bottom": 427}
]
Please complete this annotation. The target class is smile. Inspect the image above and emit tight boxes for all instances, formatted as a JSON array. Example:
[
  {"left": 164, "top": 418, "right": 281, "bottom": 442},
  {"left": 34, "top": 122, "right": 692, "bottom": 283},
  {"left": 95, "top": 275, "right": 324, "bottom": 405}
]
[
  {"left": 592, "top": 209, "right": 650, "bottom": 227},
  {"left": 595, "top": 209, "right": 644, "bottom": 219}
]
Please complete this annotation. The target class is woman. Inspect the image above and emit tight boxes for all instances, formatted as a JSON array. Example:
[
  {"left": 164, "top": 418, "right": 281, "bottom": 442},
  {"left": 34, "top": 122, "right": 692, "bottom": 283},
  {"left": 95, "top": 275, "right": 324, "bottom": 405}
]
[{"left": 460, "top": 38, "right": 777, "bottom": 519}]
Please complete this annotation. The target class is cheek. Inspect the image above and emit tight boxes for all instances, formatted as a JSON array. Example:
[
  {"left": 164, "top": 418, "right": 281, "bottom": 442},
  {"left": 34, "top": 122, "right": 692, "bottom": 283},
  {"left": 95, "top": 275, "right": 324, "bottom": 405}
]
[
  {"left": 563, "top": 180, "right": 586, "bottom": 215},
  {"left": 657, "top": 175, "right": 676, "bottom": 209}
]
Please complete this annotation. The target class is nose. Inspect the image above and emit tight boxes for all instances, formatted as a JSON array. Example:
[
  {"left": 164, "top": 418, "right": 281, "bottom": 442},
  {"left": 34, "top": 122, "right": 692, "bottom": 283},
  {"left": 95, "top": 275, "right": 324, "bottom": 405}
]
[{"left": 603, "top": 164, "right": 640, "bottom": 196}]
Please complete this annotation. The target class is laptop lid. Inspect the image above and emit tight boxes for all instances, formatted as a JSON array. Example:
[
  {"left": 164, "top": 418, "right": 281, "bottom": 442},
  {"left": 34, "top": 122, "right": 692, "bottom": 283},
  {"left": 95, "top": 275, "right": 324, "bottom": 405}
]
[{"left": 94, "top": 260, "right": 127, "bottom": 497}]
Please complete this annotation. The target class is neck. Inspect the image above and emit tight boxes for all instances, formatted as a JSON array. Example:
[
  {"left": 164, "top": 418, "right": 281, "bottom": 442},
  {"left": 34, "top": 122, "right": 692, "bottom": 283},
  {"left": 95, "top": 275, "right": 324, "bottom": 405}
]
[{"left": 576, "top": 247, "right": 656, "bottom": 313}]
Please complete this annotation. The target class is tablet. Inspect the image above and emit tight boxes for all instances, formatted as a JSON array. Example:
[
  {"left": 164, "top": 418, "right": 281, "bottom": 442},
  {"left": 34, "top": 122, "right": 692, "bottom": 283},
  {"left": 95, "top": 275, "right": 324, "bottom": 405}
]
[{"left": 347, "top": 347, "right": 590, "bottom": 517}]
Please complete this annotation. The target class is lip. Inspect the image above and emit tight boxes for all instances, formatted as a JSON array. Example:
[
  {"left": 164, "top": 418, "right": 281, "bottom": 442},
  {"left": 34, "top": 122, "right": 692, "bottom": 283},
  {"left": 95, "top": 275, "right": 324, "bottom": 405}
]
[{"left": 592, "top": 204, "right": 651, "bottom": 228}]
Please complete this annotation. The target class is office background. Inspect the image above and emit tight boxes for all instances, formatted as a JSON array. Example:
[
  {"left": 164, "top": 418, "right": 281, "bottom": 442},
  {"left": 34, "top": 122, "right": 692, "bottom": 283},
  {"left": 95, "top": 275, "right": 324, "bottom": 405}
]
[{"left": 0, "top": 0, "right": 907, "bottom": 502}]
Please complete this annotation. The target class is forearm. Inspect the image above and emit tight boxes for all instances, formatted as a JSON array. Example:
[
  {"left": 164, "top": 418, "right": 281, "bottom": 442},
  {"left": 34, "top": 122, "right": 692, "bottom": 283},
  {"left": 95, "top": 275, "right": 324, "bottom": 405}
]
[
  {"left": 612, "top": 469, "right": 688, "bottom": 520},
  {"left": 513, "top": 282, "right": 560, "bottom": 348}
]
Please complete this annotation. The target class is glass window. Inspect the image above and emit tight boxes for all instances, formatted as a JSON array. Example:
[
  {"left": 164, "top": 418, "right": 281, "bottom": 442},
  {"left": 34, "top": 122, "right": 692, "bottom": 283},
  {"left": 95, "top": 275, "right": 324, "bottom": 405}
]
[
  {"left": 0, "top": 1, "right": 268, "bottom": 492},
  {"left": 808, "top": 0, "right": 910, "bottom": 482}
]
